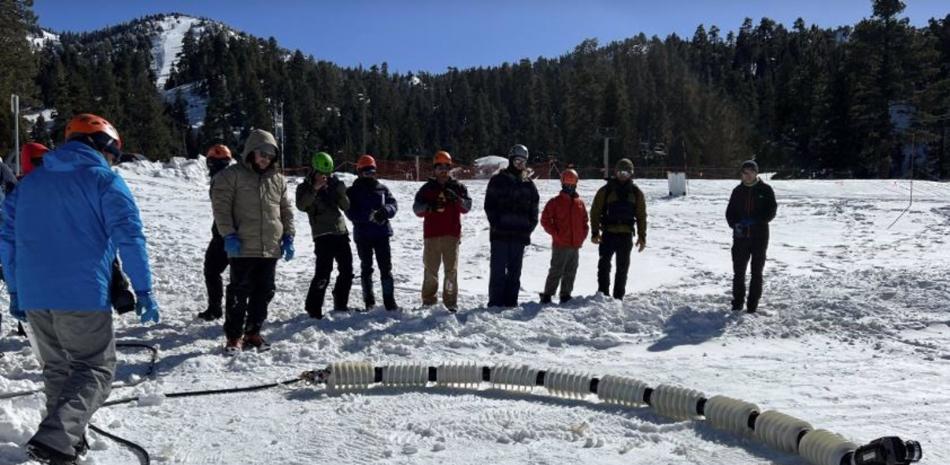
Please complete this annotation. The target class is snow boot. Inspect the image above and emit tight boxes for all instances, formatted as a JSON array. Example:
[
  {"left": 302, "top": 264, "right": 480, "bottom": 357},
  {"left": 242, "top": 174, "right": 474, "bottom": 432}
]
[
  {"left": 26, "top": 439, "right": 77, "bottom": 465},
  {"left": 224, "top": 338, "right": 243, "bottom": 354},
  {"left": 382, "top": 276, "right": 397, "bottom": 311},
  {"left": 196, "top": 307, "right": 222, "bottom": 321},
  {"left": 243, "top": 334, "right": 271, "bottom": 352},
  {"left": 559, "top": 295, "right": 572, "bottom": 304},
  {"left": 361, "top": 276, "right": 376, "bottom": 310},
  {"left": 539, "top": 293, "right": 552, "bottom": 305}
]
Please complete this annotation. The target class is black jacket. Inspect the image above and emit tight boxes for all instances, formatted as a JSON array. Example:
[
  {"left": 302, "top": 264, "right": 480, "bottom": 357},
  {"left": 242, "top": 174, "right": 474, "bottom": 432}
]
[
  {"left": 484, "top": 167, "right": 540, "bottom": 244},
  {"left": 726, "top": 179, "right": 777, "bottom": 239},
  {"left": 346, "top": 177, "right": 397, "bottom": 242}
]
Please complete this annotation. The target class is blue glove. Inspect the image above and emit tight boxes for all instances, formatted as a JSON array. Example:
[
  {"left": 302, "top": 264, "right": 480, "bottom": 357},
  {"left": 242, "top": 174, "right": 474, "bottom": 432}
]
[
  {"left": 224, "top": 233, "right": 242, "bottom": 257},
  {"left": 9, "top": 292, "right": 26, "bottom": 322},
  {"left": 280, "top": 235, "right": 294, "bottom": 261},
  {"left": 135, "top": 291, "right": 160, "bottom": 324}
]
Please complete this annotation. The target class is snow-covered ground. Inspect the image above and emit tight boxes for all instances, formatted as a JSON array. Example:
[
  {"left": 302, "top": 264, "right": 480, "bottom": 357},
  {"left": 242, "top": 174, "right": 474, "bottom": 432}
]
[{"left": 1, "top": 160, "right": 948, "bottom": 464}]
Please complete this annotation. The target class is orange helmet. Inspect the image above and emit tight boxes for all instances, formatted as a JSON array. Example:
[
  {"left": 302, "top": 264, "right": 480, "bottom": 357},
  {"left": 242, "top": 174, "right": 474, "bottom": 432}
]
[
  {"left": 206, "top": 144, "right": 232, "bottom": 160},
  {"left": 560, "top": 169, "right": 579, "bottom": 186},
  {"left": 65, "top": 113, "right": 122, "bottom": 150},
  {"left": 21, "top": 142, "right": 50, "bottom": 176},
  {"left": 433, "top": 150, "right": 452, "bottom": 166},
  {"left": 356, "top": 154, "right": 377, "bottom": 170}
]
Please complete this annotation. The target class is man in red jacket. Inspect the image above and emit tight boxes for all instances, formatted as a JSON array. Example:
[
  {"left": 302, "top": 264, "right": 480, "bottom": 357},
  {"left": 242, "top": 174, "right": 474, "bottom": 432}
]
[
  {"left": 539, "top": 169, "right": 588, "bottom": 304},
  {"left": 412, "top": 151, "right": 472, "bottom": 313}
]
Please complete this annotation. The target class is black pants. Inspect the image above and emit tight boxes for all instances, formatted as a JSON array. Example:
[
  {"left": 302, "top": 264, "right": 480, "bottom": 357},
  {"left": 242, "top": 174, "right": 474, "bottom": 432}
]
[
  {"left": 203, "top": 229, "right": 231, "bottom": 312},
  {"left": 306, "top": 235, "right": 354, "bottom": 316},
  {"left": 356, "top": 237, "right": 396, "bottom": 309},
  {"left": 597, "top": 232, "right": 633, "bottom": 299},
  {"left": 732, "top": 237, "right": 768, "bottom": 310},
  {"left": 225, "top": 258, "right": 277, "bottom": 339},
  {"left": 488, "top": 240, "right": 526, "bottom": 307},
  {"left": 110, "top": 259, "right": 135, "bottom": 314}
]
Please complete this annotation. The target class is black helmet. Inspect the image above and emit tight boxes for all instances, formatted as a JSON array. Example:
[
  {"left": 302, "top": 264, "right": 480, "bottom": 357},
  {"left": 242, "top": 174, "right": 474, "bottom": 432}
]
[{"left": 508, "top": 144, "right": 528, "bottom": 160}]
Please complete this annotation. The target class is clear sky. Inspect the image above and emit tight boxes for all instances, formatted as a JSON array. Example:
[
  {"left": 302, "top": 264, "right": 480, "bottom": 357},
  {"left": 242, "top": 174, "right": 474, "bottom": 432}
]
[{"left": 33, "top": 0, "right": 949, "bottom": 74}]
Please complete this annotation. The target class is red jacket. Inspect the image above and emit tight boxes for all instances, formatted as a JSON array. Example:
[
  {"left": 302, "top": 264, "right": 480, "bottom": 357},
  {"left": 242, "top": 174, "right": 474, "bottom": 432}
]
[
  {"left": 412, "top": 178, "right": 472, "bottom": 239},
  {"left": 541, "top": 191, "right": 589, "bottom": 248}
]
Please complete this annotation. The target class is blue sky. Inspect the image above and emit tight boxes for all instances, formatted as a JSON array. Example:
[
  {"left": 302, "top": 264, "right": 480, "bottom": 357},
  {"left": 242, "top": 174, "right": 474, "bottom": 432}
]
[{"left": 34, "top": 0, "right": 949, "bottom": 73}]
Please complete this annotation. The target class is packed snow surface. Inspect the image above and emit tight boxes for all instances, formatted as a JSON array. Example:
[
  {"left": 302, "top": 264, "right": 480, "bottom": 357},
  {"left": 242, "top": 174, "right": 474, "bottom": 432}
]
[{"left": 1, "top": 159, "right": 948, "bottom": 464}]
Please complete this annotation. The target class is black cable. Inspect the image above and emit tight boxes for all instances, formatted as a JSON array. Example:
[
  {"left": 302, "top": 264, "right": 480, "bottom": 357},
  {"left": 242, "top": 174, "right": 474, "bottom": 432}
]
[
  {"left": 88, "top": 423, "right": 152, "bottom": 465},
  {"left": 0, "top": 342, "right": 159, "bottom": 400},
  {"left": 92, "top": 377, "right": 304, "bottom": 465}
]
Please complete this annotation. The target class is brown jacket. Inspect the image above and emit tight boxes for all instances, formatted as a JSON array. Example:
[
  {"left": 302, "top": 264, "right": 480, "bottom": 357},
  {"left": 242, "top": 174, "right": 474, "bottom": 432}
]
[
  {"left": 211, "top": 131, "right": 294, "bottom": 258},
  {"left": 589, "top": 179, "right": 647, "bottom": 243}
]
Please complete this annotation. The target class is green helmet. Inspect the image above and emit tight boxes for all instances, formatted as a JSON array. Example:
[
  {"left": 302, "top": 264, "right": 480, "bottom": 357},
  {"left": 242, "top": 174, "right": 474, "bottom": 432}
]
[{"left": 311, "top": 152, "right": 334, "bottom": 173}]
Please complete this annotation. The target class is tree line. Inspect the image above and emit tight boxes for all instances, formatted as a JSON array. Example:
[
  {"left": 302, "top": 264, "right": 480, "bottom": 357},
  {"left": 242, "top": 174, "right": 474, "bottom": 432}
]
[{"left": 1, "top": 0, "right": 948, "bottom": 178}]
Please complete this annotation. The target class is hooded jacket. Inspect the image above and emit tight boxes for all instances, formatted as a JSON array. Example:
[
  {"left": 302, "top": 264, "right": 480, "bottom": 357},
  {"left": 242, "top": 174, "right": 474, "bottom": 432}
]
[
  {"left": 0, "top": 141, "right": 153, "bottom": 311},
  {"left": 590, "top": 178, "right": 647, "bottom": 242},
  {"left": 211, "top": 134, "right": 295, "bottom": 258},
  {"left": 296, "top": 172, "right": 350, "bottom": 238},
  {"left": 484, "top": 167, "right": 540, "bottom": 244}
]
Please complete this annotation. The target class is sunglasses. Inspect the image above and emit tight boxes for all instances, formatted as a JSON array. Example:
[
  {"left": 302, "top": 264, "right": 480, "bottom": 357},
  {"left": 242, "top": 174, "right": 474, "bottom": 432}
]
[
  {"left": 616, "top": 170, "right": 632, "bottom": 177},
  {"left": 360, "top": 168, "right": 377, "bottom": 176},
  {"left": 258, "top": 151, "right": 278, "bottom": 160},
  {"left": 433, "top": 164, "right": 451, "bottom": 171},
  {"left": 511, "top": 157, "right": 527, "bottom": 164}
]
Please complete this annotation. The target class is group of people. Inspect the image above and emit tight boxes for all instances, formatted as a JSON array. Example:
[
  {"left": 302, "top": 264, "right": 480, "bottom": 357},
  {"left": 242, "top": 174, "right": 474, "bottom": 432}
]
[{"left": 0, "top": 111, "right": 777, "bottom": 465}]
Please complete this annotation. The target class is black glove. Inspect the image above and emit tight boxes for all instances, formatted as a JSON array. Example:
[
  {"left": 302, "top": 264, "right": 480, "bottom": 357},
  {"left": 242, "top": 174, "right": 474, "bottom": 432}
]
[
  {"left": 370, "top": 208, "right": 388, "bottom": 225},
  {"left": 443, "top": 188, "right": 459, "bottom": 203}
]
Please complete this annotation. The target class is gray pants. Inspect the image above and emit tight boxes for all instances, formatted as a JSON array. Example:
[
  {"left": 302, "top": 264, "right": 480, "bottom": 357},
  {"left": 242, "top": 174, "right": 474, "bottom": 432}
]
[
  {"left": 26, "top": 310, "right": 116, "bottom": 456},
  {"left": 542, "top": 247, "right": 580, "bottom": 298}
]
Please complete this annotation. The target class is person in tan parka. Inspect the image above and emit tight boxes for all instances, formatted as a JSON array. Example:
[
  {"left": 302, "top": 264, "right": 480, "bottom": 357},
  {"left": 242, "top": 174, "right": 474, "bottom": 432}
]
[{"left": 211, "top": 129, "right": 295, "bottom": 352}]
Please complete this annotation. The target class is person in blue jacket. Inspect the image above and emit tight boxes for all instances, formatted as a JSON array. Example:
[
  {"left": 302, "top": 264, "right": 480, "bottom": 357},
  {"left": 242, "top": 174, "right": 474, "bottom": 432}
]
[
  {"left": 346, "top": 155, "right": 399, "bottom": 311},
  {"left": 0, "top": 113, "right": 160, "bottom": 465}
]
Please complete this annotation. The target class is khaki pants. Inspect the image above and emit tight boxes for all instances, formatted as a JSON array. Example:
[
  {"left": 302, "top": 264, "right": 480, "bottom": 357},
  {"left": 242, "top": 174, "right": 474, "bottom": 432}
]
[
  {"left": 543, "top": 246, "right": 580, "bottom": 298},
  {"left": 422, "top": 236, "right": 460, "bottom": 308}
]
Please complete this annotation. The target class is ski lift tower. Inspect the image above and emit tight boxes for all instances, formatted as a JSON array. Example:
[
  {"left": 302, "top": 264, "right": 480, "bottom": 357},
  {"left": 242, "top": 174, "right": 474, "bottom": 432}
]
[{"left": 596, "top": 127, "right": 617, "bottom": 180}]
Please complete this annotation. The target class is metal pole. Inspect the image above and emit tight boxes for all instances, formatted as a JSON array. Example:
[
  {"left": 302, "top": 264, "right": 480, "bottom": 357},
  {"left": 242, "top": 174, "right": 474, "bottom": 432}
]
[
  {"left": 361, "top": 98, "right": 368, "bottom": 155},
  {"left": 415, "top": 155, "right": 420, "bottom": 182},
  {"left": 279, "top": 102, "right": 285, "bottom": 170},
  {"left": 602, "top": 137, "right": 609, "bottom": 179},
  {"left": 12, "top": 94, "right": 20, "bottom": 176}
]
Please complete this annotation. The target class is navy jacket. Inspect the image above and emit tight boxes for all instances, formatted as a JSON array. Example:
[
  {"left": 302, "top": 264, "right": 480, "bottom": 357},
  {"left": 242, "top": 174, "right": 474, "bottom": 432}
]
[{"left": 345, "top": 177, "right": 397, "bottom": 242}]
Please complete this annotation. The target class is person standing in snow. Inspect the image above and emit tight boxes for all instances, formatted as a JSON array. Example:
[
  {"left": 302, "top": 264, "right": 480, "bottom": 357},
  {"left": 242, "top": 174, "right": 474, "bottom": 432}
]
[
  {"left": 539, "top": 169, "right": 588, "bottom": 305},
  {"left": 725, "top": 159, "right": 777, "bottom": 313},
  {"left": 0, "top": 114, "right": 160, "bottom": 464},
  {"left": 346, "top": 154, "right": 399, "bottom": 311},
  {"left": 211, "top": 129, "right": 295, "bottom": 352},
  {"left": 484, "top": 144, "right": 539, "bottom": 308},
  {"left": 296, "top": 152, "right": 352, "bottom": 318},
  {"left": 197, "top": 144, "right": 234, "bottom": 321},
  {"left": 413, "top": 151, "right": 472, "bottom": 312},
  {"left": 589, "top": 158, "right": 647, "bottom": 300}
]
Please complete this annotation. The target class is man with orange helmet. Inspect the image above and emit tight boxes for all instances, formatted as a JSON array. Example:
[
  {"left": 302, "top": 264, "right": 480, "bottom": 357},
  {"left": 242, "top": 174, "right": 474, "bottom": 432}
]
[
  {"left": 197, "top": 144, "right": 234, "bottom": 321},
  {"left": 346, "top": 154, "right": 399, "bottom": 311},
  {"left": 412, "top": 151, "right": 471, "bottom": 313},
  {"left": 0, "top": 113, "right": 159, "bottom": 464},
  {"left": 539, "top": 169, "right": 589, "bottom": 304}
]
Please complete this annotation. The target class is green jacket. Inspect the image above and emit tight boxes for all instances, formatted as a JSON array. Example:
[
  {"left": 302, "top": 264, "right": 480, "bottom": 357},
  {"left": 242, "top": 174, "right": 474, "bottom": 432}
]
[
  {"left": 211, "top": 157, "right": 295, "bottom": 258},
  {"left": 589, "top": 179, "right": 647, "bottom": 243},
  {"left": 296, "top": 173, "right": 350, "bottom": 238}
]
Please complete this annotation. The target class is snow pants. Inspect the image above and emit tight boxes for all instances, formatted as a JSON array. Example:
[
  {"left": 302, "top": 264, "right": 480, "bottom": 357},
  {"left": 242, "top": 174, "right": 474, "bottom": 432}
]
[
  {"left": 203, "top": 227, "right": 231, "bottom": 313},
  {"left": 26, "top": 310, "right": 115, "bottom": 458},
  {"left": 305, "top": 234, "right": 353, "bottom": 317},
  {"left": 543, "top": 246, "right": 580, "bottom": 299},
  {"left": 597, "top": 232, "right": 633, "bottom": 299},
  {"left": 356, "top": 237, "right": 396, "bottom": 310},
  {"left": 488, "top": 240, "right": 526, "bottom": 307},
  {"left": 225, "top": 258, "right": 277, "bottom": 339},
  {"left": 731, "top": 236, "right": 769, "bottom": 311}
]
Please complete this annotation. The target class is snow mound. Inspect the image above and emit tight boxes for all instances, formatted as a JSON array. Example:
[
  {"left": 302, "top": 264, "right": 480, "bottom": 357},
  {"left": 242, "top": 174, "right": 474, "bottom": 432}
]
[
  {"left": 115, "top": 156, "right": 208, "bottom": 185},
  {"left": 474, "top": 156, "right": 508, "bottom": 179}
]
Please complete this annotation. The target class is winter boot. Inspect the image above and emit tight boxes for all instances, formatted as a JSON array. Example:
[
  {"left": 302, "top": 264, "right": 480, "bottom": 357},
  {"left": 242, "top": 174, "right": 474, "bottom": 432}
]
[
  {"left": 243, "top": 333, "right": 271, "bottom": 352},
  {"left": 196, "top": 307, "right": 222, "bottom": 321},
  {"left": 559, "top": 295, "right": 572, "bottom": 304},
  {"left": 26, "top": 439, "right": 78, "bottom": 465},
  {"left": 361, "top": 275, "right": 375, "bottom": 310},
  {"left": 382, "top": 276, "right": 397, "bottom": 311},
  {"left": 225, "top": 338, "right": 243, "bottom": 354},
  {"left": 539, "top": 293, "right": 552, "bottom": 304}
]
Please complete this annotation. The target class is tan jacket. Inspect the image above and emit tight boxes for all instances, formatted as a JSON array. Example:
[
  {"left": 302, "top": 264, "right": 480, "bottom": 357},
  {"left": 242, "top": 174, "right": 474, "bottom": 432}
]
[{"left": 211, "top": 144, "right": 294, "bottom": 258}]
